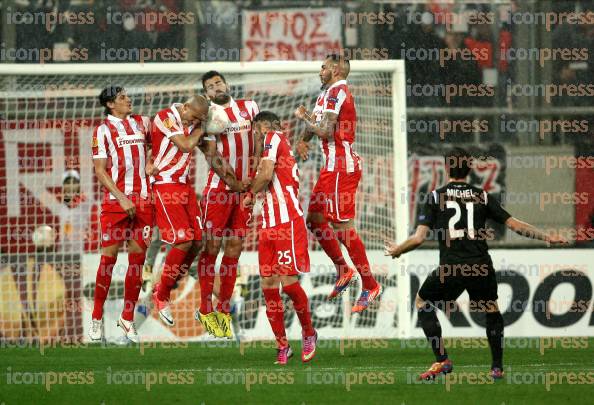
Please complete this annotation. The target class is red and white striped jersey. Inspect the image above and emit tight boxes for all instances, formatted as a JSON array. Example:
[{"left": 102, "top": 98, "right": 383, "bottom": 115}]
[
  {"left": 151, "top": 104, "right": 194, "bottom": 185},
  {"left": 260, "top": 130, "right": 304, "bottom": 229},
  {"left": 92, "top": 114, "right": 151, "bottom": 203},
  {"left": 312, "top": 80, "right": 361, "bottom": 173},
  {"left": 205, "top": 98, "right": 259, "bottom": 191}
]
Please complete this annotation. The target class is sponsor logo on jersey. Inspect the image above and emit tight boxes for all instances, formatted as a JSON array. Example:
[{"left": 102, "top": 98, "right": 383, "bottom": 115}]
[
  {"left": 224, "top": 121, "right": 251, "bottom": 134},
  {"left": 116, "top": 134, "right": 145, "bottom": 148}
]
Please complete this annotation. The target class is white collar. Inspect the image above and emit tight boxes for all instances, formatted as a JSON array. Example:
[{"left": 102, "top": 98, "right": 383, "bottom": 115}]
[
  {"left": 170, "top": 103, "right": 183, "bottom": 124},
  {"left": 326, "top": 79, "right": 347, "bottom": 91},
  {"left": 107, "top": 114, "right": 129, "bottom": 122}
]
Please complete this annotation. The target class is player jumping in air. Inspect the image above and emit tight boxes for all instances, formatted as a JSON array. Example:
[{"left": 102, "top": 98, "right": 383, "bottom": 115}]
[
  {"left": 90, "top": 86, "right": 154, "bottom": 343},
  {"left": 294, "top": 54, "right": 381, "bottom": 312},
  {"left": 385, "top": 148, "right": 568, "bottom": 380},
  {"left": 243, "top": 111, "right": 317, "bottom": 365},
  {"left": 150, "top": 95, "right": 231, "bottom": 327},
  {"left": 195, "top": 71, "right": 259, "bottom": 338}
]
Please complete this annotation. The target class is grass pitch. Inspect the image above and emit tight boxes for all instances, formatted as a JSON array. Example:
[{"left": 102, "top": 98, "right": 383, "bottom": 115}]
[{"left": 1, "top": 338, "right": 593, "bottom": 405}]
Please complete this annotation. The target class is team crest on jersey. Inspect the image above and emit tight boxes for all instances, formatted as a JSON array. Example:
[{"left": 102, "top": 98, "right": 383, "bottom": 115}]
[
  {"left": 163, "top": 117, "right": 174, "bottom": 129},
  {"left": 240, "top": 111, "right": 249, "bottom": 118}
]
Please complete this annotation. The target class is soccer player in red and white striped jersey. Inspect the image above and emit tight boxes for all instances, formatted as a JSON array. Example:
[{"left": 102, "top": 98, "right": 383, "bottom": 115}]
[
  {"left": 195, "top": 71, "right": 259, "bottom": 338},
  {"left": 90, "top": 86, "right": 154, "bottom": 343},
  {"left": 295, "top": 54, "right": 382, "bottom": 312},
  {"left": 243, "top": 111, "right": 317, "bottom": 364},
  {"left": 150, "top": 96, "right": 211, "bottom": 327}
]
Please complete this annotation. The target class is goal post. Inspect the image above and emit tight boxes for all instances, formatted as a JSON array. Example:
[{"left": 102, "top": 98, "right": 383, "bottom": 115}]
[{"left": 0, "top": 60, "right": 410, "bottom": 343}]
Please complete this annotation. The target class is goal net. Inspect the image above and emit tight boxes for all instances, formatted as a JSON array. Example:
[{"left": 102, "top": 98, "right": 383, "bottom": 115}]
[{"left": 0, "top": 61, "right": 409, "bottom": 344}]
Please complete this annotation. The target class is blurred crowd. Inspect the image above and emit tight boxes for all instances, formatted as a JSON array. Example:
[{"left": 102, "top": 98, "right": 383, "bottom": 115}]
[{"left": 2, "top": 0, "right": 593, "bottom": 111}]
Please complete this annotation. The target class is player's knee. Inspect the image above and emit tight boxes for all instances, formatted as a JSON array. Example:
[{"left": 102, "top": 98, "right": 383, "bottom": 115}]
[
  {"left": 486, "top": 310, "right": 504, "bottom": 327},
  {"left": 102, "top": 243, "right": 120, "bottom": 258},
  {"left": 261, "top": 276, "right": 277, "bottom": 289},
  {"left": 224, "top": 238, "right": 243, "bottom": 258},
  {"left": 280, "top": 275, "right": 299, "bottom": 287},
  {"left": 306, "top": 212, "right": 324, "bottom": 227},
  {"left": 415, "top": 294, "right": 426, "bottom": 310},
  {"left": 331, "top": 219, "right": 354, "bottom": 231},
  {"left": 174, "top": 240, "right": 193, "bottom": 252},
  {"left": 206, "top": 239, "right": 222, "bottom": 255},
  {"left": 192, "top": 240, "right": 203, "bottom": 254},
  {"left": 128, "top": 241, "right": 146, "bottom": 254}
]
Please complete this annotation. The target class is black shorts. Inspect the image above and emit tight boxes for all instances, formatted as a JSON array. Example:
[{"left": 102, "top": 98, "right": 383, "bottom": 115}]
[{"left": 418, "top": 259, "right": 498, "bottom": 308}]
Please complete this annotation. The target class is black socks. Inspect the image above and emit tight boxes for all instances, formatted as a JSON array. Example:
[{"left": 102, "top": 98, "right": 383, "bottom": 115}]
[
  {"left": 486, "top": 311, "right": 504, "bottom": 369},
  {"left": 418, "top": 303, "right": 448, "bottom": 362}
]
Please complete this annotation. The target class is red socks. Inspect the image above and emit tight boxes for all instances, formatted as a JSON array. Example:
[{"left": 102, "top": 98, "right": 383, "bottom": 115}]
[
  {"left": 92, "top": 255, "right": 117, "bottom": 320},
  {"left": 178, "top": 250, "right": 197, "bottom": 282},
  {"left": 122, "top": 252, "right": 145, "bottom": 321},
  {"left": 198, "top": 252, "right": 217, "bottom": 314},
  {"left": 283, "top": 282, "right": 315, "bottom": 337},
  {"left": 308, "top": 220, "right": 349, "bottom": 277},
  {"left": 217, "top": 256, "right": 238, "bottom": 314},
  {"left": 262, "top": 287, "right": 287, "bottom": 348},
  {"left": 336, "top": 228, "right": 378, "bottom": 290},
  {"left": 157, "top": 247, "right": 188, "bottom": 302}
]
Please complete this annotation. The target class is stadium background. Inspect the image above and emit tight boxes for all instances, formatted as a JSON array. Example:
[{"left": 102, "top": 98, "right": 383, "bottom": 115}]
[{"left": 0, "top": 0, "right": 593, "bottom": 345}]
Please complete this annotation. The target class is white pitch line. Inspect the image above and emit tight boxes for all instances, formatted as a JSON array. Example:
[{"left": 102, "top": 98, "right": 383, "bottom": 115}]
[{"left": 9, "top": 364, "right": 592, "bottom": 374}]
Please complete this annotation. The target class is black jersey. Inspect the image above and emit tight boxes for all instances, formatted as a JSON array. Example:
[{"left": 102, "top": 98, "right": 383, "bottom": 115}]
[{"left": 418, "top": 181, "right": 511, "bottom": 264}]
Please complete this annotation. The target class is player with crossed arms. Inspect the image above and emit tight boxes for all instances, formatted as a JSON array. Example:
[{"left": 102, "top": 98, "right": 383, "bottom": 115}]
[
  {"left": 195, "top": 71, "right": 258, "bottom": 338},
  {"left": 295, "top": 54, "right": 381, "bottom": 312},
  {"left": 243, "top": 111, "right": 317, "bottom": 365},
  {"left": 151, "top": 96, "right": 238, "bottom": 327},
  {"left": 385, "top": 148, "right": 568, "bottom": 380},
  {"left": 90, "top": 86, "right": 153, "bottom": 343}
]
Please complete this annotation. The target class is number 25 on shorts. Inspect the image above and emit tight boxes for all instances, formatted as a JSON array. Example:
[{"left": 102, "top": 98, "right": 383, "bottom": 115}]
[{"left": 277, "top": 250, "right": 292, "bottom": 265}]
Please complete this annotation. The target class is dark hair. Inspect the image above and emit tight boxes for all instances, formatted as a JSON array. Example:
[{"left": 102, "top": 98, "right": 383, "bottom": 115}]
[
  {"left": 63, "top": 176, "right": 80, "bottom": 184},
  {"left": 201, "top": 70, "right": 226, "bottom": 89},
  {"left": 326, "top": 53, "right": 350, "bottom": 65},
  {"left": 445, "top": 147, "right": 472, "bottom": 179},
  {"left": 253, "top": 111, "right": 281, "bottom": 129},
  {"left": 99, "top": 86, "right": 124, "bottom": 115}
]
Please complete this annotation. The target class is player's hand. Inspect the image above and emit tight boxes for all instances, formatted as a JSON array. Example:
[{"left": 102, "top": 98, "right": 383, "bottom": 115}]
[
  {"left": 296, "top": 140, "right": 310, "bottom": 161},
  {"left": 119, "top": 197, "right": 136, "bottom": 219},
  {"left": 228, "top": 179, "right": 245, "bottom": 193},
  {"left": 294, "top": 105, "right": 309, "bottom": 121},
  {"left": 145, "top": 161, "right": 159, "bottom": 176},
  {"left": 384, "top": 240, "right": 401, "bottom": 258},
  {"left": 241, "top": 179, "right": 252, "bottom": 192},
  {"left": 547, "top": 234, "right": 569, "bottom": 246},
  {"left": 242, "top": 193, "right": 254, "bottom": 210}
]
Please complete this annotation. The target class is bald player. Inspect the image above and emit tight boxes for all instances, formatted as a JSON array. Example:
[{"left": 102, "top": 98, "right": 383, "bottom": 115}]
[
  {"left": 150, "top": 96, "right": 229, "bottom": 326},
  {"left": 295, "top": 54, "right": 382, "bottom": 312}
]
